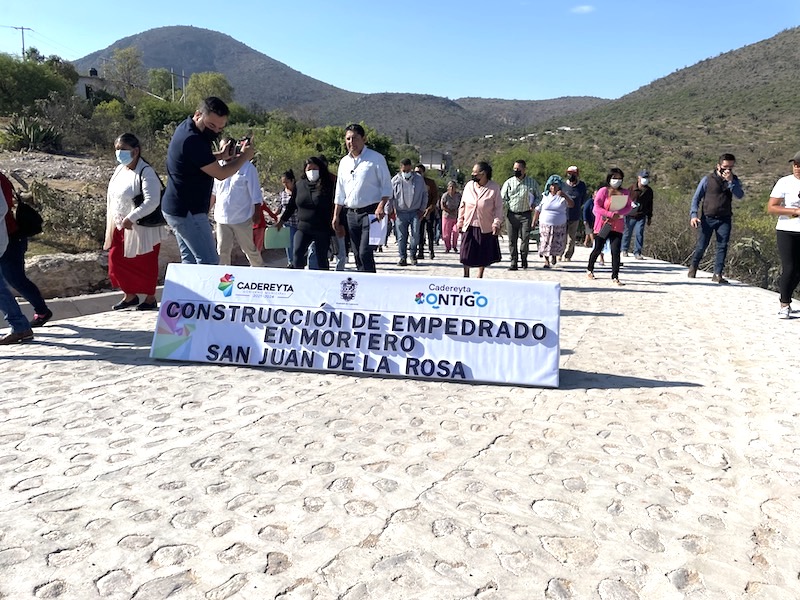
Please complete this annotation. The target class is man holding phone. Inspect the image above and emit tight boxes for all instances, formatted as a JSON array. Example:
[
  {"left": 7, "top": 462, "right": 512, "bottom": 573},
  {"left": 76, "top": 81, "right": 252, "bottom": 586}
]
[
  {"left": 162, "top": 96, "right": 255, "bottom": 265},
  {"left": 687, "top": 153, "right": 744, "bottom": 283}
]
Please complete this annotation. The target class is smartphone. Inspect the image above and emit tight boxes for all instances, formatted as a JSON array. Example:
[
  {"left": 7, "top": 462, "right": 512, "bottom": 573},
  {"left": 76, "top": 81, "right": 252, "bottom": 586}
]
[{"left": 235, "top": 136, "right": 251, "bottom": 155}]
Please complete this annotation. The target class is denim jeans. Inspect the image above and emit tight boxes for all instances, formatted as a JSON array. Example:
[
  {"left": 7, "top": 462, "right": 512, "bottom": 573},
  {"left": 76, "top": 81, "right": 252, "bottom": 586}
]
[
  {"left": 395, "top": 210, "right": 420, "bottom": 260},
  {"left": 164, "top": 211, "right": 219, "bottom": 265},
  {"left": 506, "top": 210, "right": 532, "bottom": 265},
  {"left": 621, "top": 217, "right": 646, "bottom": 255},
  {"left": 0, "top": 236, "right": 48, "bottom": 313},
  {"left": 0, "top": 267, "right": 29, "bottom": 333},
  {"left": 691, "top": 215, "right": 731, "bottom": 275}
]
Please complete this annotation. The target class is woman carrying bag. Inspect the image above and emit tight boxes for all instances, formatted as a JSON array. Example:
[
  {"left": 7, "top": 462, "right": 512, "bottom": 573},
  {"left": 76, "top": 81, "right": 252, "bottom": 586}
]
[{"left": 587, "top": 167, "right": 632, "bottom": 286}]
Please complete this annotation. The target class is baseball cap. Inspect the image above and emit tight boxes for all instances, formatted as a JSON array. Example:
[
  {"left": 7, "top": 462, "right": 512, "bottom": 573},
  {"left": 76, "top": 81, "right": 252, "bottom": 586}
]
[
  {"left": 789, "top": 151, "right": 800, "bottom": 163},
  {"left": 566, "top": 166, "right": 578, "bottom": 172},
  {"left": 638, "top": 170, "right": 650, "bottom": 177}
]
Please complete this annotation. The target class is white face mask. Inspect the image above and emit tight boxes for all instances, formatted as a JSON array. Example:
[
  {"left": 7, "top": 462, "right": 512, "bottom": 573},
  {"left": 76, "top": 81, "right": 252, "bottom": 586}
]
[
  {"left": 306, "top": 169, "right": 320, "bottom": 183},
  {"left": 401, "top": 171, "right": 413, "bottom": 180},
  {"left": 609, "top": 178, "right": 623, "bottom": 189},
  {"left": 640, "top": 178, "right": 649, "bottom": 186}
]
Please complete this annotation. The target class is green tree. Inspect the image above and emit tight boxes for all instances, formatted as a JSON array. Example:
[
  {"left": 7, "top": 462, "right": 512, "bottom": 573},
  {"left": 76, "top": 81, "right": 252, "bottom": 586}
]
[
  {"left": 148, "top": 68, "right": 173, "bottom": 100},
  {"left": 0, "top": 54, "right": 73, "bottom": 115},
  {"left": 184, "top": 72, "right": 234, "bottom": 109},
  {"left": 105, "top": 47, "right": 146, "bottom": 100}
]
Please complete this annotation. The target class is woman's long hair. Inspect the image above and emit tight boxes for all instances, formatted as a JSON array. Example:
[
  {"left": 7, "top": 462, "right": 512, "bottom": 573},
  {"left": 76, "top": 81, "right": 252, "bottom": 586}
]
[{"left": 302, "top": 156, "right": 333, "bottom": 199}]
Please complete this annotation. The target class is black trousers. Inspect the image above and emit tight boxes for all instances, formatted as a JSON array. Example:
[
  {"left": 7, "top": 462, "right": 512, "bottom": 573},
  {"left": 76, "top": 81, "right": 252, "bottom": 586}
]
[{"left": 777, "top": 229, "right": 800, "bottom": 304}]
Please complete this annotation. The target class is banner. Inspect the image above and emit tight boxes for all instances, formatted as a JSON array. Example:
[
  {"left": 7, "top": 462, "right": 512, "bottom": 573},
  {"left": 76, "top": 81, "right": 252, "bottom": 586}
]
[{"left": 151, "top": 265, "right": 561, "bottom": 387}]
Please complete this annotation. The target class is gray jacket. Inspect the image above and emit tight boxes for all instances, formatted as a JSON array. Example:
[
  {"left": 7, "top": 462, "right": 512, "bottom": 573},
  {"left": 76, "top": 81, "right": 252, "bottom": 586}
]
[{"left": 388, "top": 172, "right": 428, "bottom": 213}]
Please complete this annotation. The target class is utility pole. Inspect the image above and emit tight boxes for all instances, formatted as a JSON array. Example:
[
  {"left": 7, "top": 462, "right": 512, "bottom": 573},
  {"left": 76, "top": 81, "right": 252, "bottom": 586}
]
[{"left": 7, "top": 25, "right": 32, "bottom": 58}]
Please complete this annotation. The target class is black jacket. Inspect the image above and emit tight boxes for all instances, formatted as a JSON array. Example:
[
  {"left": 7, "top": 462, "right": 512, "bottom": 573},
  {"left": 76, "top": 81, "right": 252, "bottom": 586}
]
[{"left": 281, "top": 179, "right": 334, "bottom": 234}]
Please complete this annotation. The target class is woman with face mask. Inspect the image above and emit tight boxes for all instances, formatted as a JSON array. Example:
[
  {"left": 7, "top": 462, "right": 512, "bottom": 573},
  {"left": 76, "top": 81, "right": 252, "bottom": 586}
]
[
  {"left": 103, "top": 133, "right": 169, "bottom": 310},
  {"left": 276, "top": 157, "right": 335, "bottom": 270},
  {"left": 586, "top": 167, "right": 632, "bottom": 286},
  {"left": 456, "top": 162, "right": 504, "bottom": 278}
]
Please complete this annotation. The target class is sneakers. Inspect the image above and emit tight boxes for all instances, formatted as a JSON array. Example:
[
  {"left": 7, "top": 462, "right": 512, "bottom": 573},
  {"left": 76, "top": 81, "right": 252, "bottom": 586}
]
[
  {"left": 687, "top": 266, "right": 697, "bottom": 278},
  {"left": 112, "top": 296, "right": 139, "bottom": 310},
  {"left": 586, "top": 270, "right": 595, "bottom": 280},
  {"left": 612, "top": 278, "right": 625, "bottom": 286},
  {"left": 30, "top": 308, "right": 53, "bottom": 328},
  {"left": 397, "top": 258, "right": 408, "bottom": 266},
  {"left": 711, "top": 274, "right": 729, "bottom": 284},
  {"left": 778, "top": 305, "right": 791, "bottom": 319},
  {"left": 0, "top": 329, "right": 34, "bottom": 345},
  {"left": 508, "top": 264, "right": 518, "bottom": 271},
  {"left": 623, "top": 251, "right": 629, "bottom": 257},
  {"left": 634, "top": 254, "right": 644, "bottom": 260},
  {"left": 410, "top": 257, "right": 418, "bottom": 266}
]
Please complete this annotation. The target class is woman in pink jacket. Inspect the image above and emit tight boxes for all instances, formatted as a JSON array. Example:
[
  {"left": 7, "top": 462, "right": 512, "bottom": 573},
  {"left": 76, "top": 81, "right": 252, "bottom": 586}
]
[
  {"left": 587, "top": 167, "right": 632, "bottom": 286},
  {"left": 457, "top": 162, "right": 504, "bottom": 278}
]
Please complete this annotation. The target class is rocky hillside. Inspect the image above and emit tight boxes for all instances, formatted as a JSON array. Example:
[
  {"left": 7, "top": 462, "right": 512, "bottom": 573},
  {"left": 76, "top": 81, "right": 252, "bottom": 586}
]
[{"left": 72, "top": 26, "right": 609, "bottom": 144}]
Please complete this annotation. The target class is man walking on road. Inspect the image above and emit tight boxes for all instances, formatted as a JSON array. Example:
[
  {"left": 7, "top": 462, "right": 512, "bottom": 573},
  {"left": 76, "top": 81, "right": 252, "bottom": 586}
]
[
  {"left": 501, "top": 160, "right": 540, "bottom": 270},
  {"left": 688, "top": 153, "right": 744, "bottom": 284},
  {"left": 332, "top": 124, "right": 392, "bottom": 273}
]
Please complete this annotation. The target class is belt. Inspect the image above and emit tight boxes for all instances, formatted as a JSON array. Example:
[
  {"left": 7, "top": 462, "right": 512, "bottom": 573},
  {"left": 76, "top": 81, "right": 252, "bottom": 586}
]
[{"left": 348, "top": 203, "right": 379, "bottom": 215}]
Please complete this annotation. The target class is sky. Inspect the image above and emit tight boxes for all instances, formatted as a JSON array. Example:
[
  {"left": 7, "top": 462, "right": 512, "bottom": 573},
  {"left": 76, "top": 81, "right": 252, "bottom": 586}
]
[{"left": 1, "top": 1, "right": 798, "bottom": 101}]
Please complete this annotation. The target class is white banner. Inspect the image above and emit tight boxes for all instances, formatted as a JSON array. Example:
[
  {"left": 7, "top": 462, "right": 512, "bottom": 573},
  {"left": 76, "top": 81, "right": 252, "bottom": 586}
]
[{"left": 150, "top": 265, "right": 561, "bottom": 387}]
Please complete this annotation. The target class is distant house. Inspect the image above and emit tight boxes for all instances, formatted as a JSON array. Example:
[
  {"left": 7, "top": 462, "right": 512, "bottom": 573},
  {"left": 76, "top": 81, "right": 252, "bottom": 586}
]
[
  {"left": 74, "top": 68, "right": 107, "bottom": 102},
  {"left": 418, "top": 149, "right": 453, "bottom": 176}
]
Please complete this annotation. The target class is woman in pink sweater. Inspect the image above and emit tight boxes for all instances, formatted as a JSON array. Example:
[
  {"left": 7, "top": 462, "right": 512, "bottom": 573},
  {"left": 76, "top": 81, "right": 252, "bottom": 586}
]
[
  {"left": 587, "top": 167, "right": 632, "bottom": 286},
  {"left": 457, "top": 162, "right": 504, "bottom": 278}
]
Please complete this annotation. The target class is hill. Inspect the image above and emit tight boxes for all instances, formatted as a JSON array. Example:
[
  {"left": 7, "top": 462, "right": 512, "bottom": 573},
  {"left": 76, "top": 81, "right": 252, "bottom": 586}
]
[
  {"left": 72, "top": 26, "right": 609, "bottom": 144},
  {"left": 461, "top": 27, "right": 800, "bottom": 190}
]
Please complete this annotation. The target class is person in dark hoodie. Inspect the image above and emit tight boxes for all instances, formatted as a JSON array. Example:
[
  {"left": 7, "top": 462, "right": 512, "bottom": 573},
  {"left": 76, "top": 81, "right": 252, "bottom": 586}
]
[
  {"left": 622, "top": 170, "right": 654, "bottom": 259},
  {"left": 277, "top": 156, "right": 335, "bottom": 270}
]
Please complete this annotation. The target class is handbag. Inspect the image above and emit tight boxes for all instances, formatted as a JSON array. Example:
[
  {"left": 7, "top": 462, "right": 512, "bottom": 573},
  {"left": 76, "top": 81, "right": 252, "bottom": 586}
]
[
  {"left": 14, "top": 200, "right": 44, "bottom": 237},
  {"left": 132, "top": 166, "right": 167, "bottom": 227},
  {"left": 597, "top": 219, "right": 613, "bottom": 239}
]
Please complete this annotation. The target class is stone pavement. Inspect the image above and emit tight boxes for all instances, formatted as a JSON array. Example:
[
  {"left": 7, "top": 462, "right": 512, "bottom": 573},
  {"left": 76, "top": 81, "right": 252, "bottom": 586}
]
[{"left": 1, "top": 244, "right": 800, "bottom": 599}]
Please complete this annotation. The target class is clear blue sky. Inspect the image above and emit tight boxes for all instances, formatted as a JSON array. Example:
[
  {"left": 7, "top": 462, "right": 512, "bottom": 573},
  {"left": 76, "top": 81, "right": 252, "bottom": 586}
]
[{"left": 1, "top": 1, "right": 798, "bottom": 101}]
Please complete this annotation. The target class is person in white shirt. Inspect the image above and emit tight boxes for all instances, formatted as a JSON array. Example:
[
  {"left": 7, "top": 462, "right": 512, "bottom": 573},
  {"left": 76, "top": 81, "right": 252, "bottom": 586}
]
[
  {"left": 767, "top": 150, "right": 800, "bottom": 318},
  {"left": 332, "top": 124, "right": 392, "bottom": 273},
  {"left": 211, "top": 145, "right": 265, "bottom": 267}
]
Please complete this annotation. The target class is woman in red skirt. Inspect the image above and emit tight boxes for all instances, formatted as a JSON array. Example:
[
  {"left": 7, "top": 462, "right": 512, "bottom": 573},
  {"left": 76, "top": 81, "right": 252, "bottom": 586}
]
[{"left": 103, "top": 133, "right": 169, "bottom": 310}]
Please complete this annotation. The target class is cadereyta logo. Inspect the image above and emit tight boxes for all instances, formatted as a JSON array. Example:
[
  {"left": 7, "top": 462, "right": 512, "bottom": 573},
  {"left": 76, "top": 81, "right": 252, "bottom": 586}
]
[
  {"left": 218, "top": 274, "right": 235, "bottom": 297},
  {"left": 416, "top": 283, "right": 489, "bottom": 309},
  {"left": 340, "top": 277, "right": 358, "bottom": 302}
]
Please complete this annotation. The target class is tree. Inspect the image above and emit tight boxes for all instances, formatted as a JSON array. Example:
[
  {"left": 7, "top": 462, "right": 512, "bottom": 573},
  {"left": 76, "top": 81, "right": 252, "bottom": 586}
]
[
  {"left": 105, "top": 47, "right": 146, "bottom": 100},
  {"left": 148, "top": 68, "right": 173, "bottom": 100},
  {"left": 0, "top": 54, "right": 73, "bottom": 115},
  {"left": 184, "top": 72, "right": 234, "bottom": 109}
]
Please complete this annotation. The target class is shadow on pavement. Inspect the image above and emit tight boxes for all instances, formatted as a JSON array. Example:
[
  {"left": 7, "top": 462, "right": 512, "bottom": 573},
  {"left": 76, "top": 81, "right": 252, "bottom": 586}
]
[{"left": 558, "top": 368, "right": 701, "bottom": 390}]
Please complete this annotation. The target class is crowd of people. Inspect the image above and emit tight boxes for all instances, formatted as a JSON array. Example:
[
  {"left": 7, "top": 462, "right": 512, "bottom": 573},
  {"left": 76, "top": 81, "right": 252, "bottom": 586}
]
[{"left": 4, "top": 95, "right": 800, "bottom": 341}]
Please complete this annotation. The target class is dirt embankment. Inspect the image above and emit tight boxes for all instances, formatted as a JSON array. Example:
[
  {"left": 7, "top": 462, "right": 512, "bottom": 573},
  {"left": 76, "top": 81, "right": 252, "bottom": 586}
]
[{"left": 0, "top": 150, "right": 113, "bottom": 197}]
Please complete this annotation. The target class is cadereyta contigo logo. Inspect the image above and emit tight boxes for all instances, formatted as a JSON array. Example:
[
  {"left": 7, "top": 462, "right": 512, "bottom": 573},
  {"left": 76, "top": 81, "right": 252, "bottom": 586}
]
[
  {"left": 415, "top": 283, "right": 488, "bottom": 309},
  {"left": 218, "top": 274, "right": 235, "bottom": 297},
  {"left": 218, "top": 273, "right": 294, "bottom": 299}
]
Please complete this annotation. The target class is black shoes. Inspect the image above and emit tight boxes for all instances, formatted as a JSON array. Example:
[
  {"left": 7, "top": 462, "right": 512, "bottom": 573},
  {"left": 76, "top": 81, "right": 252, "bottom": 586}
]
[
  {"left": 112, "top": 296, "right": 139, "bottom": 310},
  {"left": 136, "top": 301, "right": 159, "bottom": 311},
  {"left": 0, "top": 329, "right": 34, "bottom": 345},
  {"left": 30, "top": 309, "right": 53, "bottom": 328}
]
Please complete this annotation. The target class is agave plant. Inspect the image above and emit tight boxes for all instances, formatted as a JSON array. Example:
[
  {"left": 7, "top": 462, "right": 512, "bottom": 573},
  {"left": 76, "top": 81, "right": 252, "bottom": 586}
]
[{"left": 3, "top": 115, "right": 63, "bottom": 153}]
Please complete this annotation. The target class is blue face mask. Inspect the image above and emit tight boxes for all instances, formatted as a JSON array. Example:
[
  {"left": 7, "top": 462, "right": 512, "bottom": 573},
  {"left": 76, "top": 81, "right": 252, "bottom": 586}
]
[{"left": 116, "top": 149, "right": 133, "bottom": 166}]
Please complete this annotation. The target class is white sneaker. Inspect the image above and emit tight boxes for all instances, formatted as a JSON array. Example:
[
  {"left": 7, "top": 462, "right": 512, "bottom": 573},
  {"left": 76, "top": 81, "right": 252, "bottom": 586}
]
[{"left": 778, "top": 305, "right": 791, "bottom": 319}]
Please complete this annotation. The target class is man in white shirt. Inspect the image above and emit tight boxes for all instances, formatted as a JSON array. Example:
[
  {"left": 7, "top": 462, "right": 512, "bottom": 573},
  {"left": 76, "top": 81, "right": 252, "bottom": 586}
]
[
  {"left": 210, "top": 147, "right": 265, "bottom": 267},
  {"left": 0, "top": 187, "right": 34, "bottom": 344},
  {"left": 332, "top": 124, "right": 392, "bottom": 273}
]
